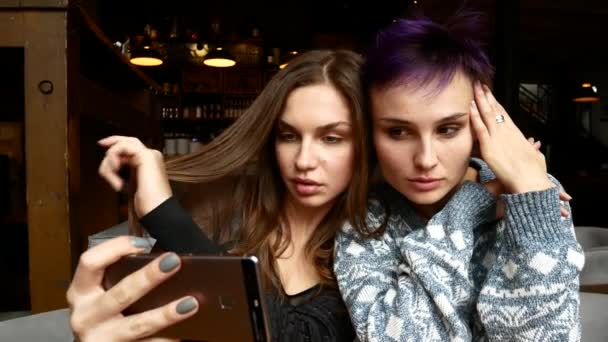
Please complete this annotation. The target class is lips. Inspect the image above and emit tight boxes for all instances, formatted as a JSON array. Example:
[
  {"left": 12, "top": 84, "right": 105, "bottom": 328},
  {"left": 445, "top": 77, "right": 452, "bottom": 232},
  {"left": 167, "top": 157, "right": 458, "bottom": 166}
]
[
  {"left": 408, "top": 177, "right": 443, "bottom": 192},
  {"left": 293, "top": 177, "right": 320, "bottom": 186},
  {"left": 292, "top": 178, "right": 322, "bottom": 196}
]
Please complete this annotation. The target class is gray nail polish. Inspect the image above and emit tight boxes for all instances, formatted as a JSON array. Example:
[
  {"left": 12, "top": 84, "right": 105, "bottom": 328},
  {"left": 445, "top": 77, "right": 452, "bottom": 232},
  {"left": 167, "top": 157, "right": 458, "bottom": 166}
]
[
  {"left": 130, "top": 236, "right": 150, "bottom": 249},
  {"left": 159, "top": 253, "right": 180, "bottom": 273},
  {"left": 176, "top": 297, "right": 197, "bottom": 315}
]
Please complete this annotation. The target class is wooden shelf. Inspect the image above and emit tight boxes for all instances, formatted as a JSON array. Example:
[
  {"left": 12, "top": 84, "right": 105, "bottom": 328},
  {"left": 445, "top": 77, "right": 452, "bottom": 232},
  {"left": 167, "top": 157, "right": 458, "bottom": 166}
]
[
  {"left": 182, "top": 64, "right": 277, "bottom": 95},
  {"left": 80, "top": 76, "right": 159, "bottom": 138},
  {"left": 74, "top": 3, "right": 162, "bottom": 93}
]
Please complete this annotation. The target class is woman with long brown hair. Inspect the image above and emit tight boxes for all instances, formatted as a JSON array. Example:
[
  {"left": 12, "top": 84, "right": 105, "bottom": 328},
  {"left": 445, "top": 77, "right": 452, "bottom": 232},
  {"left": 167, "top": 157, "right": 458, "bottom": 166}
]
[{"left": 67, "top": 49, "right": 369, "bottom": 341}]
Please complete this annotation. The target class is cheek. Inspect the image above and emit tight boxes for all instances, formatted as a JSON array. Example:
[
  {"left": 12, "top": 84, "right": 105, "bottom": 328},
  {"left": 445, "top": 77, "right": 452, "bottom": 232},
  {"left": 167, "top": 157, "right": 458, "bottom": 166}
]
[
  {"left": 275, "top": 144, "right": 292, "bottom": 176},
  {"left": 442, "top": 134, "right": 474, "bottom": 168},
  {"left": 325, "top": 144, "right": 355, "bottom": 185},
  {"left": 374, "top": 135, "right": 405, "bottom": 172},
  {"left": 373, "top": 131, "right": 391, "bottom": 159},
  {"left": 334, "top": 144, "right": 355, "bottom": 173}
]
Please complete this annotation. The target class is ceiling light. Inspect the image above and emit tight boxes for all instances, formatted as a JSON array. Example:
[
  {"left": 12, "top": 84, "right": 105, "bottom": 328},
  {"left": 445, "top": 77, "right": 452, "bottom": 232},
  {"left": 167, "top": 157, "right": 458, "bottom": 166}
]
[
  {"left": 573, "top": 82, "right": 600, "bottom": 103},
  {"left": 130, "top": 45, "right": 163, "bottom": 66},
  {"left": 203, "top": 47, "right": 236, "bottom": 68}
]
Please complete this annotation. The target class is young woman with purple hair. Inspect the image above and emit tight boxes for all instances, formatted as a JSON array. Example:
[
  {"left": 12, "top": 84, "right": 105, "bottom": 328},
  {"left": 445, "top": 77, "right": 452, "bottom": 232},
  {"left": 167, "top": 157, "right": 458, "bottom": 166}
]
[{"left": 334, "top": 12, "right": 583, "bottom": 341}]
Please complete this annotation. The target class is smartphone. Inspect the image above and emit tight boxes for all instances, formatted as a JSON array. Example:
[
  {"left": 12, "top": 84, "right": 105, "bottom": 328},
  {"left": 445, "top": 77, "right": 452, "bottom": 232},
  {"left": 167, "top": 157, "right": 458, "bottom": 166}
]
[{"left": 102, "top": 254, "right": 271, "bottom": 342}]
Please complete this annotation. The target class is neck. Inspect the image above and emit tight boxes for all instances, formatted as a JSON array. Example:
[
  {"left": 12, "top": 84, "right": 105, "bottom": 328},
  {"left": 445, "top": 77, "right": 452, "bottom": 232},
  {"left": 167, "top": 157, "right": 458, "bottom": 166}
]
[
  {"left": 413, "top": 183, "right": 468, "bottom": 223},
  {"left": 282, "top": 196, "right": 334, "bottom": 245},
  {"left": 412, "top": 202, "right": 444, "bottom": 223}
]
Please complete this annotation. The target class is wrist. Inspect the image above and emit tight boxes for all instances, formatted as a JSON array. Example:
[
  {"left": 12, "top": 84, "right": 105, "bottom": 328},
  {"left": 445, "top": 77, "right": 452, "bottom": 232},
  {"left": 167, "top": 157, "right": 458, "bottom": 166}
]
[
  {"left": 507, "top": 176, "right": 554, "bottom": 194},
  {"left": 136, "top": 191, "right": 172, "bottom": 217}
]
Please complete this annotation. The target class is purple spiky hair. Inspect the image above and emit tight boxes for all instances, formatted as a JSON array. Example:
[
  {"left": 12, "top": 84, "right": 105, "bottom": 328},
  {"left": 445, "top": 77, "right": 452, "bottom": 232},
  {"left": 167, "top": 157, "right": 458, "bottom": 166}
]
[{"left": 362, "top": 11, "right": 495, "bottom": 94}]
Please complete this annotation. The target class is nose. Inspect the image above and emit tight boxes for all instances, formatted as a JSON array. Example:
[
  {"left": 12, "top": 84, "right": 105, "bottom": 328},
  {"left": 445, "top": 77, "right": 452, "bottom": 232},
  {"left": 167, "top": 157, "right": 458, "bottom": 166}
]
[
  {"left": 295, "top": 139, "right": 319, "bottom": 171},
  {"left": 413, "top": 138, "right": 438, "bottom": 170}
]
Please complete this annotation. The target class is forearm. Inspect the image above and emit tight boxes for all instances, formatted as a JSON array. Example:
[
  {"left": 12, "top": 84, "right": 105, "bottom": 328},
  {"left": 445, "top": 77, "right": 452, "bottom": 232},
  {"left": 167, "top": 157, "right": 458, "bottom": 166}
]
[
  {"left": 140, "top": 197, "right": 224, "bottom": 254},
  {"left": 479, "top": 184, "right": 583, "bottom": 340}
]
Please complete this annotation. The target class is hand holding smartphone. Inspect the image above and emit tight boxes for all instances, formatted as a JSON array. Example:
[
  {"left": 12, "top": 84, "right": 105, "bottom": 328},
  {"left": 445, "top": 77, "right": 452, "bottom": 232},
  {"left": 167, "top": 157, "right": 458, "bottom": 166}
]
[{"left": 103, "top": 254, "right": 271, "bottom": 342}]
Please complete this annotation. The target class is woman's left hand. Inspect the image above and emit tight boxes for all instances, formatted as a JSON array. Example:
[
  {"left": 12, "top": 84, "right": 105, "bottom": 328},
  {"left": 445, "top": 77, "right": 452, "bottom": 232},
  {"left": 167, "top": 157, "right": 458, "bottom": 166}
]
[{"left": 470, "top": 81, "right": 555, "bottom": 194}]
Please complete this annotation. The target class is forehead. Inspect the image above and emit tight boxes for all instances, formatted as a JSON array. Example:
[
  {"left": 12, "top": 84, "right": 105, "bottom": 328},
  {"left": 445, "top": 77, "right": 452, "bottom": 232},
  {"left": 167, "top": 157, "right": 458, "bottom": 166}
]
[
  {"left": 281, "top": 83, "right": 351, "bottom": 124},
  {"left": 371, "top": 72, "right": 474, "bottom": 121}
]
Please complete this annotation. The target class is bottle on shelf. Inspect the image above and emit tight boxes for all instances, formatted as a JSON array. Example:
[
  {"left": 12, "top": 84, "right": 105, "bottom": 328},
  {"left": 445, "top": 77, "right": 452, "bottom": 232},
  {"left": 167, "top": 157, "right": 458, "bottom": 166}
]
[
  {"left": 176, "top": 106, "right": 191, "bottom": 155},
  {"left": 162, "top": 106, "right": 179, "bottom": 157},
  {"left": 189, "top": 105, "right": 204, "bottom": 153}
]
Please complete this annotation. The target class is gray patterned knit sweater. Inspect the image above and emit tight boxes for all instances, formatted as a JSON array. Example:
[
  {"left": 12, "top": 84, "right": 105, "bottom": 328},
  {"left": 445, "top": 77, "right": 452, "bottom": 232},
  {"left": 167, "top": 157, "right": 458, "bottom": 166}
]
[{"left": 334, "top": 159, "right": 583, "bottom": 341}]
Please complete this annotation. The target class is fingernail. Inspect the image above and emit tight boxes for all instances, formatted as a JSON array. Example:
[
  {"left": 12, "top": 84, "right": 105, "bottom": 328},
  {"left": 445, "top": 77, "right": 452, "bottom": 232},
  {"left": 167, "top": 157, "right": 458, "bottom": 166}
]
[
  {"left": 176, "top": 297, "right": 197, "bottom": 315},
  {"left": 564, "top": 193, "right": 573, "bottom": 200},
  {"left": 130, "top": 236, "right": 151, "bottom": 249},
  {"left": 159, "top": 253, "right": 180, "bottom": 273}
]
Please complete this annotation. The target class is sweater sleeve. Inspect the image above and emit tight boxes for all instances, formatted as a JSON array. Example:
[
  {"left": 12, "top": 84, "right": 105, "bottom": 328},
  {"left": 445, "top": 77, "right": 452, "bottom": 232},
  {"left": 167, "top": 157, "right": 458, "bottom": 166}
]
[
  {"left": 477, "top": 176, "right": 584, "bottom": 340},
  {"left": 334, "top": 183, "right": 496, "bottom": 342},
  {"left": 139, "top": 197, "right": 224, "bottom": 254}
]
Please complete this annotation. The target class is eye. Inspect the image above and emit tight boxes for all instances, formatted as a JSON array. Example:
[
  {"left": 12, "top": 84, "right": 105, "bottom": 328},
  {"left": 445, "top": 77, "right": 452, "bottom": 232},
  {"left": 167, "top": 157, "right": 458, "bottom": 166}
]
[
  {"left": 322, "top": 135, "right": 342, "bottom": 144},
  {"left": 437, "top": 125, "right": 461, "bottom": 137},
  {"left": 277, "top": 132, "right": 298, "bottom": 142},
  {"left": 387, "top": 127, "right": 409, "bottom": 139}
]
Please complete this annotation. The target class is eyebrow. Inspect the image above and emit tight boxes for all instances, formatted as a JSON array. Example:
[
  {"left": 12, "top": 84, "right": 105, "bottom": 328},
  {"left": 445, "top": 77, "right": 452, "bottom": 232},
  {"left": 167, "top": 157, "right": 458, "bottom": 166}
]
[
  {"left": 278, "top": 120, "right": 352, "bottom": 132},
  {"left": 379, "top": 113, "right": 468, "bottom": 125}
]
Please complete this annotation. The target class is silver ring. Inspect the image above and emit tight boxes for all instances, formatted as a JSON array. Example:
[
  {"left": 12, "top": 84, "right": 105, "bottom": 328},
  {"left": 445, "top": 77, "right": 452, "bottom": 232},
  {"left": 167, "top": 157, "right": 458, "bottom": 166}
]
[{"left": 495, "top": 114, "right": 505, "bottom": 124}]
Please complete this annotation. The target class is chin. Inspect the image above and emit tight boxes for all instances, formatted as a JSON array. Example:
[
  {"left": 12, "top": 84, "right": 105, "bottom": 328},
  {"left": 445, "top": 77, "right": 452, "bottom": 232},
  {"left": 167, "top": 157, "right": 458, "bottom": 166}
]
[
  {"left": 287, "top": 191, "right": 332, "bottom": 209},
  {"left": 302, "top": 195, "right": 335, "bottom": 207},
  {"left": 397, "top": 187, "right": 450, "bottom": 206}
]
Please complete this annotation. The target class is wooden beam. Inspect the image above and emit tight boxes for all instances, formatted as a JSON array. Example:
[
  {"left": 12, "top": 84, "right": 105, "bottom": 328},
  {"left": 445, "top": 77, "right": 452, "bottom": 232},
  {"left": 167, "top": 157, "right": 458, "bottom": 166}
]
[
  {"left": 0, "top": 0, "right": 68, "bottom": 9},
  {"left": 22, "top": 9, "right": 74, "bottom": 313},
  {"left": 1, "top": 6, "right": 160, "bottom": 314},
  {"left": 0, "top": 12, "right": 24, "bottom": 47},
  {"left": 67, "top": 0, "right": 83, "bottom": 279},
  {"left": 0, "top": 8, "right": 77, "bottom": 313}
]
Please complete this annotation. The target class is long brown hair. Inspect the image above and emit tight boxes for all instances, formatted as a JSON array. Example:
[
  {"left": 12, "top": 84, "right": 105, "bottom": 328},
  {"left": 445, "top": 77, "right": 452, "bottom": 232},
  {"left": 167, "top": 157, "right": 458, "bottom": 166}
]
[{"left": 164, "top": 50, "right": 370, "bottom": 291}]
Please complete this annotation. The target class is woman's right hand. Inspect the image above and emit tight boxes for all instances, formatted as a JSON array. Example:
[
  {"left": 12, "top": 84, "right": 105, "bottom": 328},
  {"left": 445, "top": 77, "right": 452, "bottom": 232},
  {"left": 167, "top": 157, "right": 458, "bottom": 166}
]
[
  {"left": 98, "top": 136, "right": 172, "bottom": 217},
  {"left": 67, "top": 236, "right": 198, "bottom": 342},
  {"left": 481, "top": 138, "right": 571, "bottom": 218}
]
